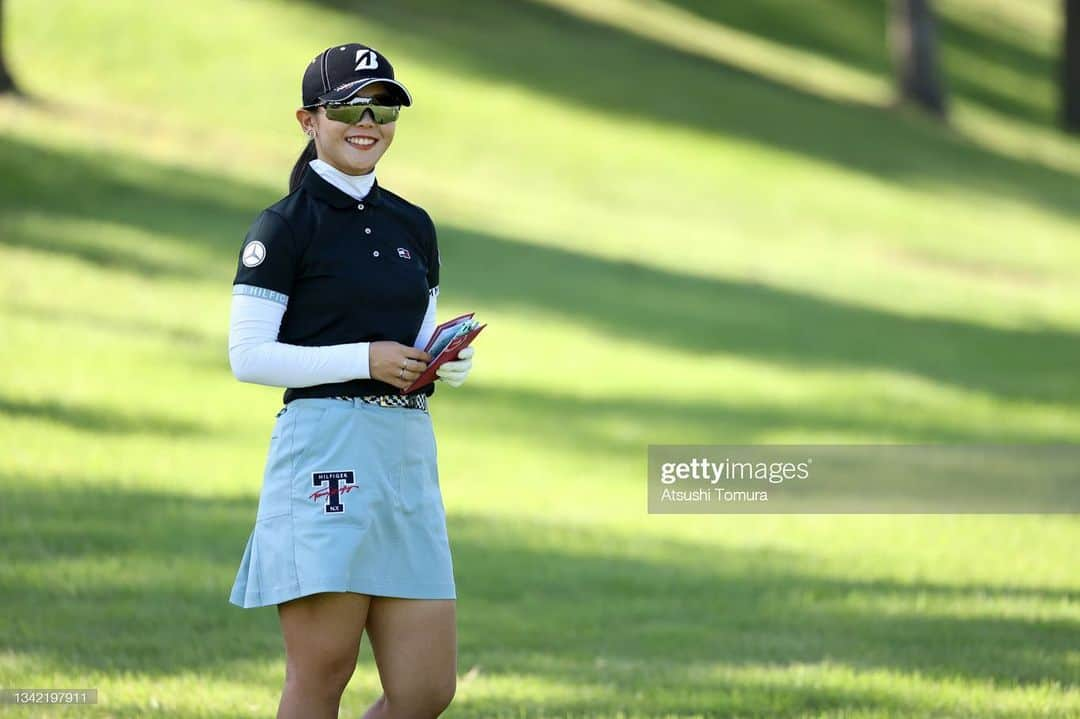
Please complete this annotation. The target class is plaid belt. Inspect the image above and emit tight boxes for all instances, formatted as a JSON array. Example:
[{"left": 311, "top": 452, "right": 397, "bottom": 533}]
[{"left": 332, "top": 394, "right": 428, "bottom": 411}]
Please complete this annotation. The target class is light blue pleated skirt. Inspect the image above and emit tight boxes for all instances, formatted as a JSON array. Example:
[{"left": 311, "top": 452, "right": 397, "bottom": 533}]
[{"left": 229, "top": 397, "right": 456, "bottom": 608}]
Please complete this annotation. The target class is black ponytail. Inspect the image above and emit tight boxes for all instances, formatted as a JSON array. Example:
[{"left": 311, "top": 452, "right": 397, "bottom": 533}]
[{"left": 289, "top": 138, "right": 318, "bottom": 193}]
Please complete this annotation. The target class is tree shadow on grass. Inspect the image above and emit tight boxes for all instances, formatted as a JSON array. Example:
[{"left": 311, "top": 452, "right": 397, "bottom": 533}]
[
  {"left": 0, "top": 135, "right": 267, "bottom": 278},
  {"left": 441, "top": 224, "right": 1080, "bottom": 407},
  {"left": 0, "top": 394, "right": 209, "bottom": 438},
  {"left": 452, "top": 513, "right": 1080, "bottom": 710},
  {"left": 0, "top": 480, "right": 1074, "bottom": 708},
  {"left": 304, "top": 0, "right": 1080, "bottom": 222},
  {"left": 443, "top": 384, "right": 1079, "bottom": 457}
]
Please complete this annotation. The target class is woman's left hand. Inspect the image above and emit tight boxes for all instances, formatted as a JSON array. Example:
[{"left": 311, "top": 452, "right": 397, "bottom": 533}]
[{"left": 436, "top": 346, "right": 475, "bottom": 387}]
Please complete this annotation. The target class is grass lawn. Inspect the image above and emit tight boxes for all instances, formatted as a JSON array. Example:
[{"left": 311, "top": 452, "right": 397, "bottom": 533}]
[{"left": 1, "top": 0, "right": 1077, "bottom": 716}]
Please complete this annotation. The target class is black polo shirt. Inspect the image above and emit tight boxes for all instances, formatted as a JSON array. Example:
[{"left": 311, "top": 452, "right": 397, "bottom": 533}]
[{"left": 232, "top": 168, "right": 439, "bottom": 404}]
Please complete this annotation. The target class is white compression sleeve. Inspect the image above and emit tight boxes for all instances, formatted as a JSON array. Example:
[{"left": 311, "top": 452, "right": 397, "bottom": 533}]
[
  {"left": 228, "top": 290, "right": 371, "bottom": 387},
  {"left": 413, "top": 290, "right": 438, "bottom": 350}
]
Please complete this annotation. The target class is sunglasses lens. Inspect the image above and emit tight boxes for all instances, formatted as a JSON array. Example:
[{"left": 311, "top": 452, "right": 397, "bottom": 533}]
[
  {"left": 324, "top": 105, "right": 362, "bottom": 124},
  {"left": 324, "top": 103, "right": 400, "bottom": 125},
  {"left": 371, "top": 105, "right": 400, "bottom": 123}
]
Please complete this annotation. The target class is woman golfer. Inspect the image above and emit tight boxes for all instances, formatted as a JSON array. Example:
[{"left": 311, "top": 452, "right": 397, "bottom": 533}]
[{"left": 226, "top": 43, "right": 474, "bottom": 719}]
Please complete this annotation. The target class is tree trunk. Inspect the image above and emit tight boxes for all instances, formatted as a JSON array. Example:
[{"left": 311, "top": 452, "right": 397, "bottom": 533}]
[
  {"left": 1065, "top": 0, "right": 1080, "bottom": 133},
  {"left": 0, "top": 0, "right": 18, "bottom": 95},
  {"left": 890, "top": 0, "right": 947, "bottom": 117}
]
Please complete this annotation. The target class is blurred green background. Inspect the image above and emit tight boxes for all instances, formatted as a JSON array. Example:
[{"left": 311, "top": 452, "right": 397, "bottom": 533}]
[{"left": 1, "top": 0, "right": 1078, "bottom": 717}]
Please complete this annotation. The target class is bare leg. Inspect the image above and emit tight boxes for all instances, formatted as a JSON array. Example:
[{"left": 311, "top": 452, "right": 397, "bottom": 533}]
[
  {"left": 361, "top": 597, "right": 457, "bottom": 719},
  {"left": 276, "top": 592, "right": 371, "bottom": 719}
]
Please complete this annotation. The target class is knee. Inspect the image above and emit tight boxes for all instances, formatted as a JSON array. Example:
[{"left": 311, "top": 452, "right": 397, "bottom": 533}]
[
  {"left": 284, "top": 653, "right": 357, "bottom": 699},
  {"left": 387, "top": 674, "right": 456, "bottom": 717},
  {"left": 430, "top": 674, "right": 456, "bottom": 714}
]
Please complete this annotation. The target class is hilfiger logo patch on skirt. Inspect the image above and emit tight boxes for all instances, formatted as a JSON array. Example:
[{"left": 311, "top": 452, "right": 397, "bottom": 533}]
[{"left": 310, "top": 470, "right": 357, "bottom": 513}]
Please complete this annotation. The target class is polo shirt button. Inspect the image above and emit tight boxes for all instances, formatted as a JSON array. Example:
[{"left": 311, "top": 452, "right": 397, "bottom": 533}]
[
  {"left": 364, "top": 227, "right": 372, "bottom": 234},
  {"left": 357, "top": 203, "right": 364, "bottom": 210},
  {"left": 373, "top": 250, "right": 380, "bottom": 257}
]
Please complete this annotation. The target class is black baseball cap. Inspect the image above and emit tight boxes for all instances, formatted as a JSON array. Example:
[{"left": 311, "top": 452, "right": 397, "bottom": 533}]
[{"left": 302, "top": 43, "right": 413, "bottom": 108}]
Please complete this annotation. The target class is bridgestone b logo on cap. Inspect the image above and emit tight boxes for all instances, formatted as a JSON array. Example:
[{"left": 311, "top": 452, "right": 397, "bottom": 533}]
[{"left": 355, "top": 50, "right": 378, "bottom": 71}]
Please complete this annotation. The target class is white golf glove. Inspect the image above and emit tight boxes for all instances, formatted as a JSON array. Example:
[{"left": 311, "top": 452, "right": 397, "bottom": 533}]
[{"left": 436, "top": 345, "right": 475, "bottom": 387}]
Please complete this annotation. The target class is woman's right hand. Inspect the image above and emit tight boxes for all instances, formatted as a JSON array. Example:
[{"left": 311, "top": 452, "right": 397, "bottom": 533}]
[{"left": 369, "top": 341, "right": 432, "bottom": 390}]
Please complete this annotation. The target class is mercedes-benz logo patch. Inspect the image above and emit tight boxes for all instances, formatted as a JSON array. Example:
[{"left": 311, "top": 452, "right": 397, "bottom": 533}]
[{"left": 242, "top": 240, "right": 267, "bottom": 267}]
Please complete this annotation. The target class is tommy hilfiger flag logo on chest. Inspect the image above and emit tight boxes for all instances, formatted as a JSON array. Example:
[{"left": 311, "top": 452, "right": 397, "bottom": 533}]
[
  {"left": 397, "top": 247, "right": 411, "bottom": 259},
  {"left": 310, "top": 470, "right": 357, "bottom": 513}
]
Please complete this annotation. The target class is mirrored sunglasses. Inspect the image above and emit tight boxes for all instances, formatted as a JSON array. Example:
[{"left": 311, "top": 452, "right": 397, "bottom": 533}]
[{"left": 321, "top": 97, "right": 401, "bottom": 125}]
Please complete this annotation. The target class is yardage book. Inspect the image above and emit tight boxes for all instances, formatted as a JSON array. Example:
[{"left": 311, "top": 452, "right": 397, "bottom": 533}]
[{"left": 400, "top": 312, "right": 487, "bottom": 394}]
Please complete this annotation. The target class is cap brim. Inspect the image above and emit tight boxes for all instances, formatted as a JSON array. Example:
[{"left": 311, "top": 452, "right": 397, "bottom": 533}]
[{"left": 319, "top": 78, "right": 413, "bottom": 107}]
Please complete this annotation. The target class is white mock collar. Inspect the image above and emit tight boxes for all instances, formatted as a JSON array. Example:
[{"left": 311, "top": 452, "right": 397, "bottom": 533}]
[{"left": 308, "top": 159, "right": 376, "bottom": 201}]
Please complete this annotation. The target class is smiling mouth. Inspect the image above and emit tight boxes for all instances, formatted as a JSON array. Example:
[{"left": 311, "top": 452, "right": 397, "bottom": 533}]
[{"left": 345, "top": 136, "right": 377, "bottom": 150}]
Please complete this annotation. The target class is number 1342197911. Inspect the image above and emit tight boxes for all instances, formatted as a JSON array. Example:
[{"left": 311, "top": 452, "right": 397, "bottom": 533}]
[{"left": 1, "top": 689, "right": 98, "bottom": 704}]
